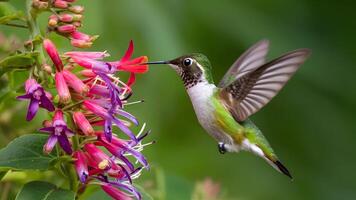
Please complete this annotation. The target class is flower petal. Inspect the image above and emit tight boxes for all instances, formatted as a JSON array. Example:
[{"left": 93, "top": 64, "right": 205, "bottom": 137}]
[
  {"left": 43, "top": 135, "right": 58, "bottom": 154},
  {"left": 26, "top": 98, "right": 39, "bottom": 121},
  {"left": 117, "top": 110, "right": 139, "bottom": 126},
  {"left": 112, "top": 118, "right": 137, "bottom": 142},
  {"left": 40, "top": 95, "right": 55, "bottom": 111},
  {"left": 16, "top": 94, "right": 31, "bottom": 100},
  {"left": 58, "top": 134, "right": 73, "bottom": 154}
]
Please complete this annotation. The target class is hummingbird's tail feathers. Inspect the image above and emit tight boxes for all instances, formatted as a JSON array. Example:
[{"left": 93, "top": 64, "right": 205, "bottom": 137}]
[
  {"left": 273, "top": 160, "right": 293, "bottom": 180},
  {"left": 263, "top": 156, "right": 293, "bottom": 180}
]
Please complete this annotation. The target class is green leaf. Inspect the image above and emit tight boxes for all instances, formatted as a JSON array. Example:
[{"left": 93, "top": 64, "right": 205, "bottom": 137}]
[
  {"left": 0, "top": 134, "right": 55, "bottom": 170},
  {"left": 0, "top": 170, "right": 7, "bottom": 181},
  {"left": 135, "top": 185, "right": 154, "bottom": 200},
  {"left": 16, "top": 181, "right": 75, "bottom": 200},
  {"left": 0, "top": 52, "right": 38, "bottom": 76},
  {"left": 0, "top": 2, "right": 24, "bottom": 24},
  {"left": 0, "top": 52, "right": 38, "bottom": 68}
]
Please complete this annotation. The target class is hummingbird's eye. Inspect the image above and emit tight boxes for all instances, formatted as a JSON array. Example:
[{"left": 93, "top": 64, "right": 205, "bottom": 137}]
[{"left": 183, "top": 58, "right": 193, "bottom": 67}]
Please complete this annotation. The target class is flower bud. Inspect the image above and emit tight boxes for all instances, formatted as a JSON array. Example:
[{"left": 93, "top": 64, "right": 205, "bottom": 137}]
[
  {"left": 71, "top": 39, "right": 92, "bottom": 48},
  {"left": 62, "top": 69, "right": 89, "bottom": 95},
  {"left": 73, "top": 111, "right": 94, "bottom": 135},
  {"left": 48, "top": 15, "right": 59, "bottom": 27},
  {"left": 32, "top": 0, "right": 49, "bottom": 10},
  {"left": 42, "top": 64, "right": 52, "bottom": 74},
  {"left": 68, "top": 5, "right": 84, "bottom": 13},
  {"left": 43, "top": 39, "right": 63, "bottom": 71},
  {"left": 53, "top": 0, "right": 68, "bottom": 9},
  {"left": 72, "top": 21, "right": 82, "bottom": 28},
  {"left": 57, "top": 24, "right": 76, "bottom": 33},
  {"left": 42, "top": 120, "right": 53, "bottom": 128},
  {"left": 55, "top": 72, "right": 71, "bottom": 104}
]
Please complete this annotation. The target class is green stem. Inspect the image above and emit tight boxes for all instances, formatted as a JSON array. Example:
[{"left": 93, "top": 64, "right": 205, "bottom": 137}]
[{"left": 26, "top": 0, "right": 46, "bottom": 79}]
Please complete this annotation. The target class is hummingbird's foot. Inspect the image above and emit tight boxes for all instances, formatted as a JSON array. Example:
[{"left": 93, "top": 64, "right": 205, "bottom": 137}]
[{"left": 218, "top": 142, "right": 227, "bottom": 154}]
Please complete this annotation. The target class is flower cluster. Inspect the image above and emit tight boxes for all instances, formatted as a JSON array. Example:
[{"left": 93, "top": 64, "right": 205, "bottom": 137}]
[
  {"left": 33, "top": 0, "right": 98, "bottom": 48},
  {"left": 17, "top": 38, "right": 150, "bottom": 199}
]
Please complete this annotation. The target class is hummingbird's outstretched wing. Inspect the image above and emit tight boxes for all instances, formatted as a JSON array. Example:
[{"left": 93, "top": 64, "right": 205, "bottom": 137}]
[
  {"left": 219, "top": 49, "right": 310, "bottom": 122},
  {"left": 218, "top": 40, "right": 269, "bottom": 88}
]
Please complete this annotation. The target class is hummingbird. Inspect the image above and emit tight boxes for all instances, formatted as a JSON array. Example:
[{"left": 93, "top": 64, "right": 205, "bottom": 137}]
[{"left": 146, "top": 40, "right": 310, "bottom": 179}]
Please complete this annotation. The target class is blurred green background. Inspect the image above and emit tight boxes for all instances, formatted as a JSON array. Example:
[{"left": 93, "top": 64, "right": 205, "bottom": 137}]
[{"left": 1, "top": 0, "right": 356, "bottom": 199}]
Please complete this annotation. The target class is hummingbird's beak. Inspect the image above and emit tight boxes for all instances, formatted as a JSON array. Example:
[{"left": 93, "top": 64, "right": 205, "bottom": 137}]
[{"left": 143, "top": 61, "right": 169, "bottom": 65}]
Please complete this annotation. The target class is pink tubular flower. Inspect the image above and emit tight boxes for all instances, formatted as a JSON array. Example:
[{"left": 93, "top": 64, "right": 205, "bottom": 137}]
[
  {"left": 62, "top": 69, "right": 89, "bottom": 95},
  {"left": 73, "top": 111, "right": 94, "bottom": 135},
  {"left": 73, "top": 151, "right": 89, "bottom": 183},
  {"left": 57, "top": 24, "right": 76, "bottom": 33},
  {"left": 65, "top": 51, "right": 109, "bottom": 60},
  {"left": 55, "top": 72, "right": 71, "bottom": 104},
  {"left": 101, "top": 184, "right": 133, "bottom": 200},
  {"left": 84, "top": 144, "right": 112, "bottom": 170},
  {"left": 43, "top": 39, "right": 63, "bottom": 71}
]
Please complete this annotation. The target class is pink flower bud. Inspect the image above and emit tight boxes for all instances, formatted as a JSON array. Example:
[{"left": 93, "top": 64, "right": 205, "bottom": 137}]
[
  {"left": 71, "top": 39, "right": 92, "bottom": 48},
  {"left": 70, "top": 31, "right": 90, "bottom": 41},
  {"left": 59, "top": 14, "right": 74, "bottom": 22},
  {"left": 68, "top": 5, "right": 84, "bottom": 13},
  {"left": 53, "top": 110, "right": 64, "bottom": 121},
  {"left": 43, "top": 39, "right": 63, "bottom": 71},
  {"left": 57, "top": 24, "right": 76, "bottom": 33},
  {"left": 55, "top": 72, "right": 71, "bottom": 104},
  {"left": 48, "top": 15, "right": 59, "bottom": 27},
  {"left": 53, "top": 0, "right": 68, "bottom": 9},
  {"left": 73, "top": 111, "right": 94, "bottom": 135},
  {"left": 62, "top": 69, "right": 89, "bottom": 94}
]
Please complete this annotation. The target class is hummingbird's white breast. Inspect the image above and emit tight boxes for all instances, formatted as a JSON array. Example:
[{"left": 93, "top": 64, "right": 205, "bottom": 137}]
[{"left": 186, "top": 82, "right": 234, "bottom": 144}]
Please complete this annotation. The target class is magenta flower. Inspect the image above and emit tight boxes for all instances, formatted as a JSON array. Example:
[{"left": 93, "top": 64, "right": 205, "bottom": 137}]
[
  {"left": 55, "top": 72, "right": 71, "bottom": 104},
  {"left": 101, "top": 183, "right": 134, "bottom": 200},
  {"left": 62, "top": 69, "right": 89, "bottom": 95},
  {"left": 73, "top": 111, "right": 94, "bottom": 135},
  {"left": 17, "top": 79, "right": 55, "bottom": 121},
  {"left": 40, "top": 110, "right": 74, "bottom": 154},
  {"left": 83, "top": 100, "right": 137, "bottom": 142},
  {"left": 43, "top": 39, "right": 63, "bottom": 71},
  {"left": 73, "top": 151, "right": 89, "bottom": 183}
]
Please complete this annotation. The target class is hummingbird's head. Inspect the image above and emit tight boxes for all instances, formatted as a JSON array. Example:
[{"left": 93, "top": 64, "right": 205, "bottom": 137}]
[{"left": 146, "top": 53, "right": 214, "bottom": 88}]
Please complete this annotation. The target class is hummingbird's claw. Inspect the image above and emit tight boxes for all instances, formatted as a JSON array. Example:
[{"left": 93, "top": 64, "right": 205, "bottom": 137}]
[{"left": 218, "top": 142, "right": 227, "bottom": 154}]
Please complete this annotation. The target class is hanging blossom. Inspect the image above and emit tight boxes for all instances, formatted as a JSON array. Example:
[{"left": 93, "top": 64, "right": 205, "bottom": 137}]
[
  {"left": 40, "top": 38, "right": 151, "bottom": 199},
  {"left": 13, "top": 1, "right": 153, "bottom": 199}
]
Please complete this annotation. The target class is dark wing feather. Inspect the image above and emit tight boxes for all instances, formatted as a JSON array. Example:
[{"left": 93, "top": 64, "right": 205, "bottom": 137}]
[
  {"left": 220, "top": 49, "right": 311, "bottom": 122},
  {"left": 218, "top": 40, "right": 269, "bottom": 88}
]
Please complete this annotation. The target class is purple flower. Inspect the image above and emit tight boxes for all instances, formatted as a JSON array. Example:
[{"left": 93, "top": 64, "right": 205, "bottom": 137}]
[
  {"left": 17, "top": 79, "right": 55, "bottom": 121},
  {"left": 39, "top": 110, "right": 74, "bottom": 154},
  {"left": 83, "top": 100, "right": 138, "bottom": 142}
]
